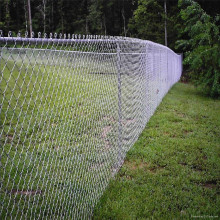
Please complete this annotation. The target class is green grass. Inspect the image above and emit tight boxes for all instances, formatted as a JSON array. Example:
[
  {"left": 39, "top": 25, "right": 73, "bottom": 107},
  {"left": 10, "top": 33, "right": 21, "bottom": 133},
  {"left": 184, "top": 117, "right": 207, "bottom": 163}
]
[
  {"left": 1, "top": 46, "right": 152, "bottom": 218},
  {"left": 0, "top": 51, "right": 120, "bottom": 218},
  {"left": 2, "top": 46, "right": 219, "bottom": 219},
  {"left": 93, "top": 83, "right": 220, "bottom": 219}
]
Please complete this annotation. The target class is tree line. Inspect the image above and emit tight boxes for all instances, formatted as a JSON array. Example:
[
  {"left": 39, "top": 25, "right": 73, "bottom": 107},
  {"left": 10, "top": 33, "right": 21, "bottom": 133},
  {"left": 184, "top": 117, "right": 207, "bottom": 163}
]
[
  {"left": 0, "top": 0, "right": 219, "bottom": 97},
  {"left": 0, "top": 0, "right": 138, "bottom": 37}
]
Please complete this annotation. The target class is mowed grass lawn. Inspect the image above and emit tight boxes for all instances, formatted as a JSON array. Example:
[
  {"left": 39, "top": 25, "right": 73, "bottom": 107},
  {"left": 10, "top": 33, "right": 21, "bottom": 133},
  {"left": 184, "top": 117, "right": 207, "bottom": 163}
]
[
  {"left": 0, "top": 55, "right": 119, "bottom": 218},
  {"left": 94, "top": 83, "right": 220, "bottom": 219}
]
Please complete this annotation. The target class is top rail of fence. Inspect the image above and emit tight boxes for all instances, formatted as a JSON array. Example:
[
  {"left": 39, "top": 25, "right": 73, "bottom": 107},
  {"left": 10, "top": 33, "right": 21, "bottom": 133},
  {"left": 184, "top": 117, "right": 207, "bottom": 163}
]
[{"left": 0, "top": 32, "right": 179, "bottom": 56}]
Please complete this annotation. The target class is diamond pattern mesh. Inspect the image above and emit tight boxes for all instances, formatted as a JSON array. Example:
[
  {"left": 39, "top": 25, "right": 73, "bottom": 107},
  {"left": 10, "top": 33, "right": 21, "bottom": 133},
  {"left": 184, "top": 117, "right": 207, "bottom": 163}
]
[{"left": 0, "top": 33, "right": 182, "bottom": 219}]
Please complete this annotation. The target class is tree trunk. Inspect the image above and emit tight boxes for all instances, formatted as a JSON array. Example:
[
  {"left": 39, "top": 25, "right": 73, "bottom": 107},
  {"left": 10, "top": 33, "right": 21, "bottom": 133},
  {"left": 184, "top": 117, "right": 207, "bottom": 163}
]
[
  {"left": 122, "top": 8, "right": 126, "bottom": 37},
  {"left": 51, "top": 0, "right": 54, "bottom": 32},
  {"left": 5, "top": 0, "right": 10, "bottom": 31},
  {"left": 27, "top": 0, "right": 32, "bottom": 37},
  {"left": 164, "top": 0, "right": 167, "bottom": 46},
  {"left": 86, "top": 16, "right": 88, "bottom": 35},
  {"left": 43, "top": 0, "right": 46, "bottom": 33},
  {"left": 104, "top": 14, "right": 107, "bottom": 35}
]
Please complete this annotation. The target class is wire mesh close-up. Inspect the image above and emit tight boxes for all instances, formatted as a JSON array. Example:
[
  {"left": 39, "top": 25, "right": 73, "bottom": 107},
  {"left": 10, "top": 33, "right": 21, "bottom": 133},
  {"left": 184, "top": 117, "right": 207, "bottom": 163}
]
[{"left": 0, "top": 33, "right": 182, "bottom": 219}]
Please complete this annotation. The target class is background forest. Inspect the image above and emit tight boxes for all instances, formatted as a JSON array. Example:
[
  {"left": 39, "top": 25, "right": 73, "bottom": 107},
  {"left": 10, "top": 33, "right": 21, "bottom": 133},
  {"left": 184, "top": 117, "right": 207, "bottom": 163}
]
[{"left": 0, "top": 0, "right": 219, "bottom": 97}]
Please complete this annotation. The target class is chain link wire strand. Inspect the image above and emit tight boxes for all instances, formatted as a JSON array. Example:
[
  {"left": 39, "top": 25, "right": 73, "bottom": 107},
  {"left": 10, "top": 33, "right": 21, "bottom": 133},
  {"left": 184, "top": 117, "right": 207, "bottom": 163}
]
[{"left": 0, "top": 31, "right": 182, "bottom": 219}]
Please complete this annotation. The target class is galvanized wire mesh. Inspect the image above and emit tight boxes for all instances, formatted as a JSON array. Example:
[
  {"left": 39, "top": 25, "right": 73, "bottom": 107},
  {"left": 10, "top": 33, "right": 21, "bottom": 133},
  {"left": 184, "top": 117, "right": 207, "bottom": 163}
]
[{"left": 0, "top": 32, "right": 182, "bottom": 219}]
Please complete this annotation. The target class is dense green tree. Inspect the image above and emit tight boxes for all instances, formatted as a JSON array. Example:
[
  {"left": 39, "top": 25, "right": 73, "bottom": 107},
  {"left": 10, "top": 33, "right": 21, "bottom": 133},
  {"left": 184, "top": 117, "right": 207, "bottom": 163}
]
[
  {"left": 128, "top": 0, "right": 181, "bottom": 49},
  {"left": 128, "top": 0, "right": 164, "bottom": 44},
  {"left": 0, "top": 0, "right": 22, "bottom": 33},
  {"left": 88, "top": 0, "right": 105, "bottom": 34},
  {"left": 0, "top": 0, "right": 137, "bottom": 36},
  {"left": 165, "top": 0, "right": 182, "bottom": 50},
  {"left": 0, "top": 0, "right": 219, "bottom": 38},
  {"left": 176, "top": 0, "right": 220, "bottom": 97}
]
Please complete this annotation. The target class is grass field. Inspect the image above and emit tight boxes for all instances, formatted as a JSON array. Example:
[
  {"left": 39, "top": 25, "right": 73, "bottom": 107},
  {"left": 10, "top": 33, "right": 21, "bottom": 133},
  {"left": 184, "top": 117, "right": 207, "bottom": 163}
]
[
  {"left": 0, "top": 47, "right": 154, "bottom": 219},
  {"left": 0, "top": 49, "right": 121, "bottom": 218},
  {"left": 93, "top": 83, "right": 220, "bottom": 219}
]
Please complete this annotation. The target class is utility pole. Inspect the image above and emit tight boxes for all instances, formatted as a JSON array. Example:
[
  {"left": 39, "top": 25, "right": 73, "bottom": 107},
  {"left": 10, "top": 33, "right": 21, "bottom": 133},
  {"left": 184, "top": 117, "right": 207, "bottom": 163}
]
[
  {"left": 164, "top": 0, "right": 167, "bottom": 47},
  {"left": 27, "top": 0, "right": 32, "bottom": 37}
]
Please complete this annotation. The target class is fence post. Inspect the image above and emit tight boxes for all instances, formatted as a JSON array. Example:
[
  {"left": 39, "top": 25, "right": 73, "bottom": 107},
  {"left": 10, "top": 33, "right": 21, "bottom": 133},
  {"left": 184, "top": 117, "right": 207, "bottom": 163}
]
[
  {"left": 116, "top": 41, "right": 122, "bottom": 169},
  {"left": 180, "top": 53, "right": 183, "bottom": 79}
]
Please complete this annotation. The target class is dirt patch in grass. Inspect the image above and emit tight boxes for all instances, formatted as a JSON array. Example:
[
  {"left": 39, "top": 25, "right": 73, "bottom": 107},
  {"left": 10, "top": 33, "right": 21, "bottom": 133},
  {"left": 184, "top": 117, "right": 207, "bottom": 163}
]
[
  {"left": 124, "top": 160, "right": 148, "bottom": 171},
  {"left": 101, "top": 125, "right": 112, "bottom": 150},
  {"left": 202, "top": 180, "right": 218, "bottom": 189},
  {"left": 124, "top": 161, "right": 166, "bottom": 174},
  {"left": 10, "top": 189, "right": 42, "bottom": 196},
  {"left": 6, "top": 135, "right": 14, "bottom": 143},
  {"left": 163, "top": 131, "right": 170, "bottom": 136},
  {"left": 102, "top": 126, "right": 111, "bottom": 139},
  {"left": 175, "top": 111, "right": 186, "bottom": 118},
  {"left": 183, "top": 129, "right": 193, "bottom": 135},
  {"left": 53, "top": 145, "right": 60, "bottom": 151}
]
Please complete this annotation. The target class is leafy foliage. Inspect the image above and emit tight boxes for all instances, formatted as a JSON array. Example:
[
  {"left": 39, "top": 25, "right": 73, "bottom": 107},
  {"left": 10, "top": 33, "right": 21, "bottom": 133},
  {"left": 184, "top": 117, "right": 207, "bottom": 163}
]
[
  {"left": 128, "top": 0, "right": 164, "bottom": 44},
  {"left": 0, "top": 0, "right": 137, "bottom": 36},
  {"left": 128, "top": 0, "right": 182, "bottom": 50},
  {"left": 176, "top": 0, "right": 220, "bottom": 97}
]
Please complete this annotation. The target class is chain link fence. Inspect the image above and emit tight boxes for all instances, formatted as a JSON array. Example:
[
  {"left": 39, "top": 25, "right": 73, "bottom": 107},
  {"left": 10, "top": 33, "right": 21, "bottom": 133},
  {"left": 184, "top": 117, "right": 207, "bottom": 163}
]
[{"left": 0, "top": 32, "right": 182, "bottom": 219}]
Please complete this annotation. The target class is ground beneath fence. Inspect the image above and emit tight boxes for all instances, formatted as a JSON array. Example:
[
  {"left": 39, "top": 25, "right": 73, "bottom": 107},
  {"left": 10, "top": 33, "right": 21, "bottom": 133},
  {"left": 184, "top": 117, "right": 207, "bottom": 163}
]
[{"left": 93, "top": 82, "right": 220, "bottom": 219}]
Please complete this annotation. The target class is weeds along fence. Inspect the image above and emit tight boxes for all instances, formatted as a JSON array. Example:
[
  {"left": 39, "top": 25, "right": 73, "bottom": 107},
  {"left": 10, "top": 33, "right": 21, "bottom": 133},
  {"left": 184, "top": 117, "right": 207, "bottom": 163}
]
[{"left": 0, "top": 32, "right": 182, "bottom": 219}]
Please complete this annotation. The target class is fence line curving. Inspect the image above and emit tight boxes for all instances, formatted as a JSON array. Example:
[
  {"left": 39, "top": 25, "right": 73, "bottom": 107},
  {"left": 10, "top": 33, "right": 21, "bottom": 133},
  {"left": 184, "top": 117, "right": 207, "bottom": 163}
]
[{"left": 0, "top": 32, "right": 182, "bottom": 219}]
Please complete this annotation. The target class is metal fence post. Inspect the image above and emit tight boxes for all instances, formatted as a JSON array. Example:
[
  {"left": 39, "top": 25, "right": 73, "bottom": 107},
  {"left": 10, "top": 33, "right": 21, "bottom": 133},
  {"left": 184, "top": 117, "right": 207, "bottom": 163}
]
[{"left": 116, "top": 42, "right": 122, "bottom": 169}]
